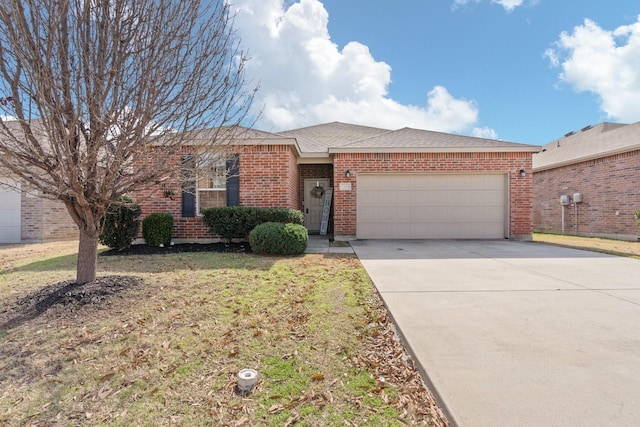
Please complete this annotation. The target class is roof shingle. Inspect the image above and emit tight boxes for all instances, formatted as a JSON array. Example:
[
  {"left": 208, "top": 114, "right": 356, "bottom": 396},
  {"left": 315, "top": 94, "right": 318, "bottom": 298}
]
[
  {"left": 277, "top": 121, "right": 538, "bottom": 154},
  {"left": 533, "top": 122, "right": 640, "bottom": 171}
]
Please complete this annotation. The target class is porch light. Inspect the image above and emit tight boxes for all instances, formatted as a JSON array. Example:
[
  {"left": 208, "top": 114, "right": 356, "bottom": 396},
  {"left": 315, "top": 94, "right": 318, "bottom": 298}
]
[
  {"left": 519, "top": 168, "right": 526, "bottom": 178},
  {"left": 345, "top": 169, "right": 351, "bottom": 178}
]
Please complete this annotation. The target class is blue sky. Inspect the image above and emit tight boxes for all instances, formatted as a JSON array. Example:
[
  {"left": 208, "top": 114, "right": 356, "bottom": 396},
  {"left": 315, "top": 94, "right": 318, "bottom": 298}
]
[{"left": 232, "top": 0, "right": 640, "bottom": 146}]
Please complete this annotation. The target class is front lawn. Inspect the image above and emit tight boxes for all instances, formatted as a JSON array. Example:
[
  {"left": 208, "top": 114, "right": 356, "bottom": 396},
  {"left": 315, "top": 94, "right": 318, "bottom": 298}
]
[{"left": 0, "top": 242, "right": 447, "bottom": 426}]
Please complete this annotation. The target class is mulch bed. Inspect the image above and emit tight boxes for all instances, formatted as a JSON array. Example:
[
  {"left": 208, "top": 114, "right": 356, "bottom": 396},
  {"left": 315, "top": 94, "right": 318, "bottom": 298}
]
[
  {"left": 0, "top": 276, "right": 143, "bottom": 330},
  {"left": 100, "top": 241, "right": 251, "bottom": 256}
]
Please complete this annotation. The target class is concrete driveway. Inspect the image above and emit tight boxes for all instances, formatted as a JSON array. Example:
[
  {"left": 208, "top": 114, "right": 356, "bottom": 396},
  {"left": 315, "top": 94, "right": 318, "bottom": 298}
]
[{"left": 350, "top": 239, "right": 640, "bottom": 427}]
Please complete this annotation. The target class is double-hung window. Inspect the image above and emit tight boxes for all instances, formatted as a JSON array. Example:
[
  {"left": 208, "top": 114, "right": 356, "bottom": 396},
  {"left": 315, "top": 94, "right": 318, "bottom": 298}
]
[
  {"left": 182, "top": 153, "right": 238, "bottom": 218},
  {"left": 197, "top": 154, "right": 227, "bottom": 214}
]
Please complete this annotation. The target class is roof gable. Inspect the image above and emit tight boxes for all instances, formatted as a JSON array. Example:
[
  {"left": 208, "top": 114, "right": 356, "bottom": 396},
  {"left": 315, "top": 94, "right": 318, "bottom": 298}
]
[{"left": 277, "top": 121, "right": 391, "bottom": 153}]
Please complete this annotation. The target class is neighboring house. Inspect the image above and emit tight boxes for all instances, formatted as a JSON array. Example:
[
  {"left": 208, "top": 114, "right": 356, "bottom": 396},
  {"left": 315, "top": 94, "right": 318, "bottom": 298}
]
[
  {"left": 0, "top": 119, "right": 79, "bottom": 244},
  {"left": 0, "top": 177, "right": 78, "bottom": 244},
  {"left": 533, "top": 121, "right": 640, "bottom": 240},
  {"left": 136, "top": 122, "right": 540, "bottom": 241}
]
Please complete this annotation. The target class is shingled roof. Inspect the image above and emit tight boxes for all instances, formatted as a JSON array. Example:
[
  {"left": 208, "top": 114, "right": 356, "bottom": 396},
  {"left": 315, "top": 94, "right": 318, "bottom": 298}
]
[
  {"left": 277, "top": 121, "right": 539, "bottom": 155},
  {"left": 329, "top": 127, "right": 539, "bottom": 153},
  {"left": 533, "top": 121, "right": 640, "bottom": 171},
  {"left": 277, "top": 121, "right": 389, "bottom": 153}
]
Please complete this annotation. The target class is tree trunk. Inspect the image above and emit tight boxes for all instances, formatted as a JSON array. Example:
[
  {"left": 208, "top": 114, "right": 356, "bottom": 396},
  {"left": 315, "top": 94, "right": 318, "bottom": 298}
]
[{"left": 76, "top": 228, "right": 98, "bottom": 284}]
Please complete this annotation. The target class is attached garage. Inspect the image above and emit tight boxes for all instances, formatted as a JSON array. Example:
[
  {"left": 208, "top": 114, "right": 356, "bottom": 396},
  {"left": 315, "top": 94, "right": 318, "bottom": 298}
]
[
  {"left": 357, "top": 173, "right": 508, "bottom": 239},
  {"left": 0, "top": 178, "right": 21, "bottom": 244}
]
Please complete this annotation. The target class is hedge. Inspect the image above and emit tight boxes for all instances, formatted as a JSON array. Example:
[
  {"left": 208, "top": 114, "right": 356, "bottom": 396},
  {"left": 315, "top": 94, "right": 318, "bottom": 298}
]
[{"left": 202, "top": 206, "right": 304, "bottom": 243}]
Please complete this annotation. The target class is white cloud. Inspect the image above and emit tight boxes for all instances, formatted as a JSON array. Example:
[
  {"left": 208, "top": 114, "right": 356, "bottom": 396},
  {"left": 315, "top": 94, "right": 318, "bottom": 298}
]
[
  {"left": 233, "top": 0, "right": 490, "bottom": 135},
  {"left": 453, "top": 0, "right": 527, "bottom": 12},
  {"left": 546, "top": 17, "right": 640, "bottom": 123},
  {"left": 471, "top": 126, "right": 499, "bottom": 139},
  {"left": 491, "top": 0, "right": 524, "bottom": 12}
]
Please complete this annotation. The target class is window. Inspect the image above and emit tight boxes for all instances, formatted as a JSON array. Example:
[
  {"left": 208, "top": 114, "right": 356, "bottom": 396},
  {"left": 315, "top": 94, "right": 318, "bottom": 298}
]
[
  {"left": 181, "top": 153, "right": 238, "bottom": 218},
  {"left": 197, "top": 154, "right": 227, "bottom": 214}
]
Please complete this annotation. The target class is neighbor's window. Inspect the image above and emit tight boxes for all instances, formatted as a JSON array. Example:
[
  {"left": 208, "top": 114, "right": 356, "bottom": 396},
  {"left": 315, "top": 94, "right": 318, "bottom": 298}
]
[{"left": 197, "top": 154, "right": 227, "bottom": 213}]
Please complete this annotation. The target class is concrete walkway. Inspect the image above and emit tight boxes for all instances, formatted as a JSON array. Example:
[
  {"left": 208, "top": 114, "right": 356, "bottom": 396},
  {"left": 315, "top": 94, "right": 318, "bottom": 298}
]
[
  {"left": 350, "top": 239, "right": 640, "bottom": 427},
  {"left": 305, "top": 235, "right": 354, "bottom": 254}
]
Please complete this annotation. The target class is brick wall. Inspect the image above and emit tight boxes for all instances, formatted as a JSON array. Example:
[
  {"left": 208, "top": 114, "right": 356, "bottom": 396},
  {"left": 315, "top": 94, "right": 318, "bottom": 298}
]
[
  {"left": 533, "top": 149, "right": 640, "bottom": 239},
  {"left": 135, "top": 144, "right": 301, "bottom": 240},
  {"left": 332, "top": 151, "right": 534, "bottom": 239},
  {"left": 21, "top": 189, "right": 77, "bottom": 242},
  {"left": 240, "top": 145, "right": 299, "bottom": 209},
  {"left": 42, "top": 199, "right": 78, "bottom": 240},
  {"left": 21, "top": 192, "right": 42, "bottom": 241}
]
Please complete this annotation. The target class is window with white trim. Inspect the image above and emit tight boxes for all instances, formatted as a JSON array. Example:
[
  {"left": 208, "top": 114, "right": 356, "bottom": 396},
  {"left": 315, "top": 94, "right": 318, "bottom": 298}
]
[{"left": 197, "top": 154, "right": 227, "bottom": 214}]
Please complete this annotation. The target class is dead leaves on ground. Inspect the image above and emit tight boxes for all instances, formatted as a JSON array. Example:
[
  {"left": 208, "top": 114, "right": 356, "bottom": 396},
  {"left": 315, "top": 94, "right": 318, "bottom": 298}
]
[{"left": 0, "top": 255, "right": 448, "bottom": 426}]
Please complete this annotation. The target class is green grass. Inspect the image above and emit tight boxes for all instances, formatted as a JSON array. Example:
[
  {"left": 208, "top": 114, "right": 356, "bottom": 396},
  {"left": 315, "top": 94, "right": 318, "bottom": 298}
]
[{"left": 0, "top": 246, "right": 445, "bottom": 426}]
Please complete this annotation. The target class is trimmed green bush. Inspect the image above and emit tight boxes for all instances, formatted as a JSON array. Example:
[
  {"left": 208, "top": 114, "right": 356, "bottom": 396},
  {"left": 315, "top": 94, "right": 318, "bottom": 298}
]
[
  {"left": 635, "top": 208, "right": 640, "bottom": 229},
  {"left": 99, "top": 197, "right": 141, "bottom": 251},
  {"left": 142, "top": 212, "right": 174, "bottom": 247},
  {"left": 201, "top": 206, "right": 256, "bottom": 243},
  {"left": 256, "top": 207, "right": 304, "bottom": 225},
  {"left": 249, "top": 222, "right": 308, "bottom": 255},
  {"left": 202, "top": 206, "right": 304, "bottom": 243}
]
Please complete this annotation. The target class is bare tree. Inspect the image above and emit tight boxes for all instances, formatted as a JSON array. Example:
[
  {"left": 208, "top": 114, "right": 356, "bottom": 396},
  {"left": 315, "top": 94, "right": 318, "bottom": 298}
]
[{"left": 0, "top": 0, "right": 255, "bottom": 283}]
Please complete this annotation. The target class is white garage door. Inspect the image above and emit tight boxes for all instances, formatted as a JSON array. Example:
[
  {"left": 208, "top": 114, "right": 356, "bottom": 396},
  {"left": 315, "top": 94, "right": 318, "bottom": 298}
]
[
  {"left": 0, "top": 178, "right": 21, "bottom": 244},
  {"left": 357, "top": 174, "right": 507, "bottom": 239}
]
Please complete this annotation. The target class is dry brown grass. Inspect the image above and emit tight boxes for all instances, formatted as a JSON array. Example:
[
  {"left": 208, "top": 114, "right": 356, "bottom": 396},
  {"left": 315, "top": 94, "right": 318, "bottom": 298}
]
[
  {"left": 533, "top": 233, "right": 640, "bottom": 259},
  {"left": 0, "top": 242, "right": 447, "bottom": 426},
  {"left": 0, "top": 240, "right": 79, "bottom": 272}
]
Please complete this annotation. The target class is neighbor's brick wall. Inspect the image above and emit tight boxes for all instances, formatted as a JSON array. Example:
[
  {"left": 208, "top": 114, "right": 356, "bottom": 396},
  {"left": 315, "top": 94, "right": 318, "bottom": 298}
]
[
  {"left": 533, "top": 149, "right": 640, "bottom": 239},
  {"left": 42, "top": 199, "right": 78, "bottom": 240},
  {"left": 135, "top": 145, "right": 300, "bottom": 240},
  {"left": 21, "top": 191, "right": 42, "bottom": 241},
  {"left": 332, "top": 152, "right": 534, "bottom": 239},
  {"left": 21, "top": 190, "right": 77, "bottom": 242}
]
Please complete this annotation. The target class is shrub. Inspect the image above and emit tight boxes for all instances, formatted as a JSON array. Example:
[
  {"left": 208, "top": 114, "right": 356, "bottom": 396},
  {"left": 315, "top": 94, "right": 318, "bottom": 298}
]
[
  {"left": 99, "top": 197, "right": 141, "bottom": 251},
  {"left": 635, "top": 208, "right": 640, "bottom": 229},
  {"left": 142, "top": 212, "right": 174, "bottom": 247},
  {"left": 202, "top": 207, "right": 304, "bottom": 243},
  {"left": 201, "top": 206, "right": 256, "bottom": 243},
  {"left": 249, "top": 222, "right": 308, "bottom": 255},
  {"left": 256, "top": 207, "right": 304, "bottom": 225}
]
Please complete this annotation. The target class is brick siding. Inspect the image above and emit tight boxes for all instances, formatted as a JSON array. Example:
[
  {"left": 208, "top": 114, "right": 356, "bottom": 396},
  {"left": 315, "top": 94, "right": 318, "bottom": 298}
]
[
  {"left": 533, "top": 149, "right": 640, "bottom": 239},
  {"left": 21, "top": 190, "right": 77, "bottom": 242},
  {"left": 239, "top": 145, "right": 299, "bottom": 209},
  {"left": 135, "top": 144, "right": 301, "bottom": 240},
  {"left": 332, "top": 151, "right": 534, "bottom": 239}
]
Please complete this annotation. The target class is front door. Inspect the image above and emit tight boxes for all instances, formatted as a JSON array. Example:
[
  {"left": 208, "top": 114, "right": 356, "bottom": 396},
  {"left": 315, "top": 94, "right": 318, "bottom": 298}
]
[{"left": 304, "top": 178, "right": 330, "bottom": 233}]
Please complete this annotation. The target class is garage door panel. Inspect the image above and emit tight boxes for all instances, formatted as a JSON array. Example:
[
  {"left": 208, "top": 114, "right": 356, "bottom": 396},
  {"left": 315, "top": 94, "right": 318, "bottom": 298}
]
[
  {"left": 393, "top": 191, "right": 413, "bottom": 205},
  {"left": 0, "top": 178, "right": 21, "bottom": 244},
  {"left": 357, "top": 174, "right": 506, "bottom": 239}
]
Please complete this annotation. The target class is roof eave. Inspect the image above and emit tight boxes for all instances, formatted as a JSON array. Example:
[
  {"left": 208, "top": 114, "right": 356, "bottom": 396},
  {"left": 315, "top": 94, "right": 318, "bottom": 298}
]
[
  {"left": 533, "top": 144, "right": 640, "bottom": 172},
  {"left": 203, "top": 136, "right": 304, "bottom": 157},
  {"left": 296, "top": 154, "right": 332, "bottom": 164},
  {"left": 328, "top": 146, "right": 541, "bottom": 154}
]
